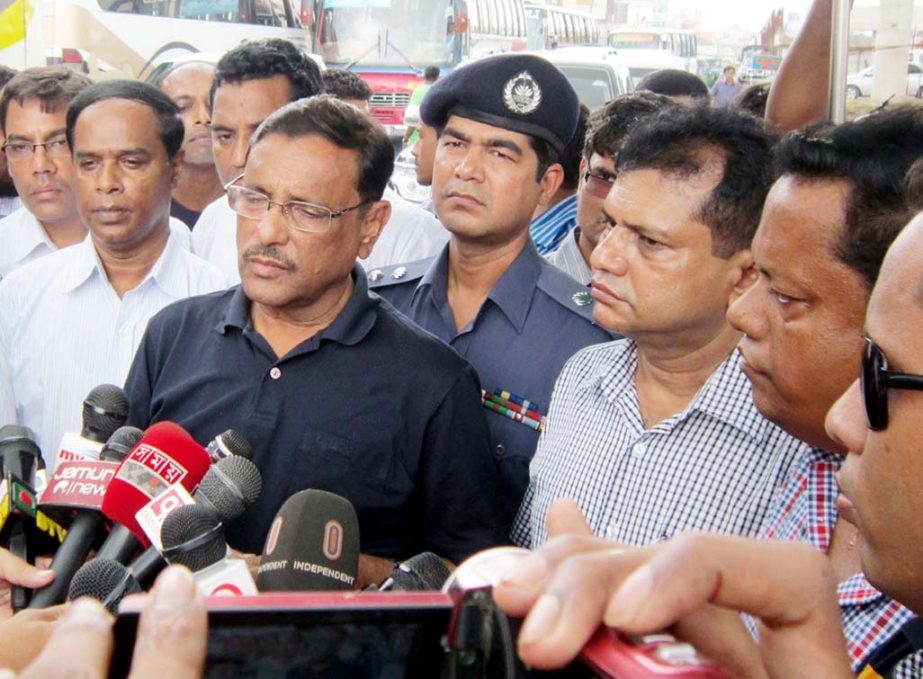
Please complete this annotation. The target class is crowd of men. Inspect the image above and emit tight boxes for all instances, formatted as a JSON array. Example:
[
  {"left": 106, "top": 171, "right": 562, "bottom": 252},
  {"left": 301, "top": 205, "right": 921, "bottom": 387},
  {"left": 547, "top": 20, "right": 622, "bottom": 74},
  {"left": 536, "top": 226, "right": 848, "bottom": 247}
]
[{"left": 2, "top": 0, "right": 923, "bottom": 674}]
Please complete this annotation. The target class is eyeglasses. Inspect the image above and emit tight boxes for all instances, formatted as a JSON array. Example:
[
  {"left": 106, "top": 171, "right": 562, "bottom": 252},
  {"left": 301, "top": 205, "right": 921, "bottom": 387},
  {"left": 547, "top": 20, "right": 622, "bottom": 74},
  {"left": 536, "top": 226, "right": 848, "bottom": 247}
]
[
  {"left": 225, "top": 175, "right": 368, "bottom": 234},
  {"left": 583, "top": 169, "right": 615, "bottom": 200},
  {"left": 861, "top": 337, "right": 923, "bottom": 430},
  {"left": 2, "top": 137, "right": 70, "bottom": 162}
]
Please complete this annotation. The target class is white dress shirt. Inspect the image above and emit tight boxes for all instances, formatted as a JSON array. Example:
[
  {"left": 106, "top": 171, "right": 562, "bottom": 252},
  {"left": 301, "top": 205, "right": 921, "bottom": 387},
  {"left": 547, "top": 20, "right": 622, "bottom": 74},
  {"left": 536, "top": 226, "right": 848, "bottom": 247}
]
[
  {"left": 0, "top": 206, "right": 192, "bottom": 281},
  {"left": 0, "top": 206, "right": 57, "bottom": 280},
  {"left": 0, "top": 232, "right": 226, "bottom": 470},
  {"left": 191, "top": 189, "right": 448, "bottom": 285},
  {"left": 0, "top": 196, "right": 22, "bottom": 219},
  {"left": 545, "top": 227, "right": 592, "bottom": 286}
]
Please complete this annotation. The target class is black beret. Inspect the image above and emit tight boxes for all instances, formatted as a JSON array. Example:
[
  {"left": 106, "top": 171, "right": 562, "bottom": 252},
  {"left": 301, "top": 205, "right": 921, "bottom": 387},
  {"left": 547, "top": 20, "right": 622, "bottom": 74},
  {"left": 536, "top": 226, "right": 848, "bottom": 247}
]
[{"left": 420, "top": 53, "right": 580, "bottom": 156}]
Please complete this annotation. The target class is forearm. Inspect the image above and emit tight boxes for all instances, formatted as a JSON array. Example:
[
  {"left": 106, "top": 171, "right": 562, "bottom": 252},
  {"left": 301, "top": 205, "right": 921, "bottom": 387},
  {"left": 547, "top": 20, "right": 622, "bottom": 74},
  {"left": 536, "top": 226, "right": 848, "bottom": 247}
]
[{"left": 766, "top": 0, "right": 853, "bottom": 134}]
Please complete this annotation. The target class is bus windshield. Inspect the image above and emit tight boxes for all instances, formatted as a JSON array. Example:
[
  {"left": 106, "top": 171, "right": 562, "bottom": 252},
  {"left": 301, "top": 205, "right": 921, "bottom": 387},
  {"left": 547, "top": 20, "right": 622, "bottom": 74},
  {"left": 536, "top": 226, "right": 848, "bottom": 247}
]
[
  {"left": 608, "top": 32, "right": 664, "bottom": 50},
  {"left": 316, "top": 0, "right": 451, "bottom": 68}
]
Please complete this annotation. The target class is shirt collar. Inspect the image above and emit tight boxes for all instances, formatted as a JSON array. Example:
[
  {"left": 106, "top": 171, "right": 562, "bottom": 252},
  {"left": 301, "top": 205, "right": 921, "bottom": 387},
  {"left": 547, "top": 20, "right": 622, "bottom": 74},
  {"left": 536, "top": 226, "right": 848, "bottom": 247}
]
[
  {"left": 531, "top": 194, "right": 578, "bottom": 230},
  {"left": 10, "top": 208, "right": 57, "bottom": 264},
  {"left": 61, "top": 230, "right": 188, "bottom": 296},
  {"left": 598, "top": 344, "right": 772, "bottom": 442},
  {"left": 217, "top": 264, "right": 378, "bottom": 348},
  {"left": 415, "top": 240, "right": 542, "bottom": 334}
]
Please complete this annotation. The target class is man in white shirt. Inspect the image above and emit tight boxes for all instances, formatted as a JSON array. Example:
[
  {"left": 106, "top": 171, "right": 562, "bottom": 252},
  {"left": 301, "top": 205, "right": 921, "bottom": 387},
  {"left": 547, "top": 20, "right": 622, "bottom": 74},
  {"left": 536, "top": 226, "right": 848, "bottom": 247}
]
[
  {"left": 191, "top": 39, "right": 324, "bottom": 283},
  {"left": 0, "top": 67, "right": 92, "bottom": 279},
  {"left": 0, "top": 80, "right": 224, "bottom": 468}
]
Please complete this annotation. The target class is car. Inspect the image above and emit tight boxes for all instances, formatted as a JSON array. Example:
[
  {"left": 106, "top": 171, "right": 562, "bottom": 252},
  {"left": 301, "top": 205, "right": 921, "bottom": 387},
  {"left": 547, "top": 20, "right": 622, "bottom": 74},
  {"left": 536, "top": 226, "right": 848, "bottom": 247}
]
[
  {"left": 846, "top": 63, "right": 923, "bottom": 99},
  {"left": 533, "top": 47, "right": 633, "bottom": 109}
]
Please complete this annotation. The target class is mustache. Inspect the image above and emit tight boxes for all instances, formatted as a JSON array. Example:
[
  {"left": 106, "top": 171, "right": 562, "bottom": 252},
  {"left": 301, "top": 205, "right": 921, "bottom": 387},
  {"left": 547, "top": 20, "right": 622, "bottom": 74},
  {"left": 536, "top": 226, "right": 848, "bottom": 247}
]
[{"left": 242, "top": 245, "right": 296, "bottom": 270}]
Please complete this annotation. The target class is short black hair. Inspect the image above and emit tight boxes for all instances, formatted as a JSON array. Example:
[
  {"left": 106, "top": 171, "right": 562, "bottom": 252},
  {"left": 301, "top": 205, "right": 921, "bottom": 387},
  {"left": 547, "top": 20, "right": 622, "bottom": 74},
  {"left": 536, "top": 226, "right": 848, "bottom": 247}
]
[
  {"left": 904, "top": 157, "right": 923, "bottom": 213},
  {"left": 560, "top": 104, "right": 590, "bottom": 190},
  {"left": 0, "top": 65, "right": 17, "bottom": 90},
  {"left": 321, "top": 69, "right": 373, "bottom": 103},
  {"left": 423, "top": 66, "right": 440, "bottom": 82},
  {"left": 583, "top": 91, "right": 676, "bottom": 162},
  {"left": 0, "top": 66, "right": 92, "bottom": 134},
  {"left": 66, "top": 80, "right": 184, "bottom": 160},
  {"left": 252, "top": 95, "right": 394, "bottom": 203},
  {"left": 774, "top": 106, "right": 923, "bottom": 289},
  {"left": 734, "top": 83, "right": 770, "bottom": 119},
  {"left": 637, "top": 69, "right": 709, "bottom": 101},
  {"left": 210, "top": 39, "right": 323, "bottom": 109},
  {"left": 617, "top": 105, "right": 777, "bottom": 257}
]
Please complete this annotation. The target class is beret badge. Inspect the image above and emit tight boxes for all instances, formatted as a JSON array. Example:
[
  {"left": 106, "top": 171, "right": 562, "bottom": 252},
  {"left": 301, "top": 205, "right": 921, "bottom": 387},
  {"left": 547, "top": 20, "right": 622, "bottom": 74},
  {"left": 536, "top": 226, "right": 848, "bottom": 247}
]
[{"left": 502, "top": 71, "right": 542, "bottom": 116}]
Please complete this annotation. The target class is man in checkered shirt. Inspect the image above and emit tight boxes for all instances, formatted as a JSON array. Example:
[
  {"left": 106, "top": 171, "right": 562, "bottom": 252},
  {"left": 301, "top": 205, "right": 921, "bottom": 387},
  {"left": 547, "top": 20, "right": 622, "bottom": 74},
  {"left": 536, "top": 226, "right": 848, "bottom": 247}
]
[
  {"left": 726, "top": 107, "right": 923, "bottom": 675},
  {"left": 514, "top": 105, "right": 806, "bottom": 549}
]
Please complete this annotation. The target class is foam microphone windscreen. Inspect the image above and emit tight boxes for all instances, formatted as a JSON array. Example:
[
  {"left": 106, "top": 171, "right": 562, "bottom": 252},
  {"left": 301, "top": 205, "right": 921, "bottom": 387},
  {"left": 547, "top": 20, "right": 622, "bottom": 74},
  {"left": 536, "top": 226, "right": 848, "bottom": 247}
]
[
  {"left": 68, "top": 558, "right": 140, "bottom": 614},
  {"left": 0, "top": 425, "right": 40, "bottom": 486},
  {"left": 81, "top": 385, "right": 130, "bottom": 444},
  {"left": 257, "top": 489, "right": 360, "bottom": 592},
  {"left": 100, "top": 422, "right": 210, "bottom": 544},
  {"left": 194, "top": 455, "right": 262, "bottom": 522}
]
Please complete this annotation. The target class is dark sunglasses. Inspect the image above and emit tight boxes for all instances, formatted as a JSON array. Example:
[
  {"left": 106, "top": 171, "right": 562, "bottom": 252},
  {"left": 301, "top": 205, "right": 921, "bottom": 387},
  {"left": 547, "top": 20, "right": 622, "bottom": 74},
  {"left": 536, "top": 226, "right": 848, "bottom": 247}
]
[
  {"left": 861, "top": 337, "right": 923, "bottom": 430},
  {"left": 583, "top": 169, "right": 615, "bottom": 199}
]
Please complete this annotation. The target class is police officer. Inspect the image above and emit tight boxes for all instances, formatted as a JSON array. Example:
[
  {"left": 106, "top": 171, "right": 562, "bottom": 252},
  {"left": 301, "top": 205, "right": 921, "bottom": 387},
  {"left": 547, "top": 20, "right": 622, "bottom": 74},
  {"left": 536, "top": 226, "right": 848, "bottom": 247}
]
[{"left": 370, "top": 54, "right": 614, "bottom": 528}]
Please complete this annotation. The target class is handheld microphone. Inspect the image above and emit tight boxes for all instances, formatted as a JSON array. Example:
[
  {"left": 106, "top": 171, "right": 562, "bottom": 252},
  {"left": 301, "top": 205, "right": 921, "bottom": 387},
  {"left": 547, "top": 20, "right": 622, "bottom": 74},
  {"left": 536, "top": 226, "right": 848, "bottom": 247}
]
[
  {"left": 379, "top": 552, "right": 451, "bottom": 591},
  {"left": 94, "top": 422, "right": 210, "bottom": 563},
  {"left": 0, "top": 425, "right": 41, "bottom": 611},
  {"left": 28, "top": 426, "right": 143, "bottom": 608},
  {"left": 128, "top": 455, "right": 262, "bottom": 588},
  {"left": 56, "top": 385, "right": 130, "bottom": 466},
  {"left": 257, "top": 489, "right": 360, "bottom": 592},
  {"left": 205, "top": 429, "right": 252, "bottom": 463},
  {"left": 161, "top": 504, "right": 257, "bottom": 597},
  {"left": 68, "top": 558, "right": 140, "bottom": 614}
]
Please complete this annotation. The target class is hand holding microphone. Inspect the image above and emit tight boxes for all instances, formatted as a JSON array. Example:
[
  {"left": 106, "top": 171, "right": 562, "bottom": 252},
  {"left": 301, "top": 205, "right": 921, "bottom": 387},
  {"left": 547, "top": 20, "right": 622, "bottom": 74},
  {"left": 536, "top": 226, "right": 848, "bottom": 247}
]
[{"left": 0, "top": 546, "right": 54, "bottom": 619}]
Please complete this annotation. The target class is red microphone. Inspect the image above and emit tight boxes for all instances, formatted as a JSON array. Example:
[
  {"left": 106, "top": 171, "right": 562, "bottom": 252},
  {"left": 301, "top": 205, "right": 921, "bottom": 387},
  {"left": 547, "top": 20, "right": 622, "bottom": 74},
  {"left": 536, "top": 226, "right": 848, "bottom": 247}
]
[{"left": 95, "top": 422, "right": 210, "bottom": 562}]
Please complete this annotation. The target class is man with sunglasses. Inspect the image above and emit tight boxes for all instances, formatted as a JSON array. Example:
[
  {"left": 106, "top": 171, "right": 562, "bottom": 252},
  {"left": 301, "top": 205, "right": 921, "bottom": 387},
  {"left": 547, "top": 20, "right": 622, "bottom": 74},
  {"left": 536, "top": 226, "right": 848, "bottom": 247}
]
[
  {"left": 724, "top": 106, "right": 923, "bottom": 674},
  {"left": 124, "top": 96, "right": 505, "bottom": 585},
  {"left": 493, "top": 211, "right": 923, "bottom": 679},
  {"left": 547, "top": 92, "right": 675, "bottom": 286}
]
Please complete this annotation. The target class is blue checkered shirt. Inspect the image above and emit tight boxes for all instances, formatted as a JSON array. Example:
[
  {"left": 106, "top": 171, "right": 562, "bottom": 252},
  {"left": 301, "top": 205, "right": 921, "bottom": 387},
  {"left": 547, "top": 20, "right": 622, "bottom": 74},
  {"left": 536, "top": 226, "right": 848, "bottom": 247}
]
[
  {"left": 512, "top": 340, "right": 805, "bottom": 547},
  {"left": 760, "top": 447, "right": 923, "bottom": 676},
  {"left": 529, "top": 194, "right": 578, "bottom": 255}
]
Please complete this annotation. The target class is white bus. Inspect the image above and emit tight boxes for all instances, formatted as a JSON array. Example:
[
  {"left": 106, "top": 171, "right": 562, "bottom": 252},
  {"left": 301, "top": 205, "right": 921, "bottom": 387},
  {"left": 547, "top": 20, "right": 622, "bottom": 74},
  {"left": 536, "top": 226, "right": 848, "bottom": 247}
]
[
  {"left": 608, "top": 27, "right": 698, "bottom": 75},
  {"left": 22, "top": 0, "right": 308, "bottom": 80}
]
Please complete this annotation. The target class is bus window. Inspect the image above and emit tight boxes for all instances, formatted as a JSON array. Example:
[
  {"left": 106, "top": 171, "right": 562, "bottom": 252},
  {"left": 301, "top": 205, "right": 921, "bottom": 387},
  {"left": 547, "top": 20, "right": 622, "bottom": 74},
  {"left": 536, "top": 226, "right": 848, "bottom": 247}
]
[
  {"left": 485, "top": 0, "right": 497, "bottom": 35},
  {"left": 498, "top": 0, "right": 510, "bottom": 37}
]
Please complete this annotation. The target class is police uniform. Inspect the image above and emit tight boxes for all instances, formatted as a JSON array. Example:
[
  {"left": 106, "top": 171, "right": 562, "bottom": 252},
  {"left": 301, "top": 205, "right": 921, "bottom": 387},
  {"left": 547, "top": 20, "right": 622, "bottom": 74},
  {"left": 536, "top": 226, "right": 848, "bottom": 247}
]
[{"left": 369, "top": 54, "right": 616, "bottom": 528}]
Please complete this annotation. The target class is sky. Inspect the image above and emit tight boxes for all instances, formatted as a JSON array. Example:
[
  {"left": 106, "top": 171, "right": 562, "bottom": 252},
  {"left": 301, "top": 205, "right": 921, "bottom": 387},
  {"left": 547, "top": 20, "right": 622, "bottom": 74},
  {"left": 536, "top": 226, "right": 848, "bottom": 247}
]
[{"left": 672, "top": 0, "right": 813, "bottom": 32}]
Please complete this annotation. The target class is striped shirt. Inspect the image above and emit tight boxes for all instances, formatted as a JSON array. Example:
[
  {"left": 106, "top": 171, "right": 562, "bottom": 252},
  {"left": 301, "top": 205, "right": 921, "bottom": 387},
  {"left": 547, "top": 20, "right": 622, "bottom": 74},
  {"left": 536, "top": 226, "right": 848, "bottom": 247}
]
[
  {"left": 0, "top": 233, "right": 225, "bottom": 469},
  {"left": 0, "top": 206, "right": 192, "bottom": 281},
  {"left": 529, "top": 194, "right": 578, "bottom": 255},
  {"left": 760, "top": 447, "right": 923, "bottom": 676},
  {"left": 545, "top": 226, "right": 591, "bottom": 286},
  {"left": 513, "top": 340, "right": 805, "bottom": 547}
]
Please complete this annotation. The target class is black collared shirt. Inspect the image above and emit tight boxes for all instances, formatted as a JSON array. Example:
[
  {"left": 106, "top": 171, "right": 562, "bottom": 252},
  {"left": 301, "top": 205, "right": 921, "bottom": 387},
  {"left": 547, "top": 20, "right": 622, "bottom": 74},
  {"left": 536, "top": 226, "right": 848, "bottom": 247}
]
[{"left": 124, "top": 266, "right": 505, "bottom": 561}]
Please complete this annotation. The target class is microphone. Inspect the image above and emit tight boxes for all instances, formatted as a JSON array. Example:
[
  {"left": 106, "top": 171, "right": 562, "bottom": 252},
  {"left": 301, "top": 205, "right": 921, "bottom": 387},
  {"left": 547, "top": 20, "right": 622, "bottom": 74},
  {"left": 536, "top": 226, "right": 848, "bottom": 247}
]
[
  {"left": 379, "top": 552, "right": 451, "bottom": 591},
  {"left": 56, "top": 385, "right": 130, "bottom": 465},
  {"left": 205, "top": 429, "right": 252, "bottom": 463},
  {"left": 257, "top": 489, "right": 360, "bottom": 592},
  {"left": 0, "top": 425, "right": 41, "bottom": 612},
  {"left": 28, "top": 426, "right": 143, "bottom": 608},
  {"left": 68, "top": 558, "right": 140, "bottom": 614},
  {"left": 128, "top": 454, "right": 262, "bottom": 588},
  {"left": 94, "top": 422, "right": 210, "bottom": 563},
  {"left": 161, "top": 504, "right": 257, "bottom": 596}
]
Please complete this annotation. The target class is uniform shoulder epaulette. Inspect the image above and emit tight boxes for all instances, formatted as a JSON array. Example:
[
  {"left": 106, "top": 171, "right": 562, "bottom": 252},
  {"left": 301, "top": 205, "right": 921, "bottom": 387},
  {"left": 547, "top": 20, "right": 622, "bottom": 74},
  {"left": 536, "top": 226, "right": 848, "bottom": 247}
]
[
  {"left": 536, "top": 260, "right": 595, "bottom": 321},
  {"left": 366, "top": 256, "right": 433, "bottom": 289}
]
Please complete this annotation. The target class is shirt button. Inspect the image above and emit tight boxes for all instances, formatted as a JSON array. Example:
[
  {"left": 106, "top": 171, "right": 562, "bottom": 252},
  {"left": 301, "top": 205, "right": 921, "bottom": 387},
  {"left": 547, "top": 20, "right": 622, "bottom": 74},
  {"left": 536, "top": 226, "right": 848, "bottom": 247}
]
[
  {"left": 632, "top": 441, "right": 646, "bottom": 456},
  {"left": 494, "top": 444, "right": 506, "bottom": 459},
  {"left": 269, "top": 367, "right": 282, "bottom": 380},
  {"left": 605, "top": 526, "right": 618, "bottom": 538}
]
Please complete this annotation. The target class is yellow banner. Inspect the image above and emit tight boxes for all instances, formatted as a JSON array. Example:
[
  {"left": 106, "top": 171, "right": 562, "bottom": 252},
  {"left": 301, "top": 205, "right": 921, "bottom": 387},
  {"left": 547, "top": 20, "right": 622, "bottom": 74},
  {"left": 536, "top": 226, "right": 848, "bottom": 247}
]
[{"left": 0, "top": 0, "right": 33, "bottom": 52}]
